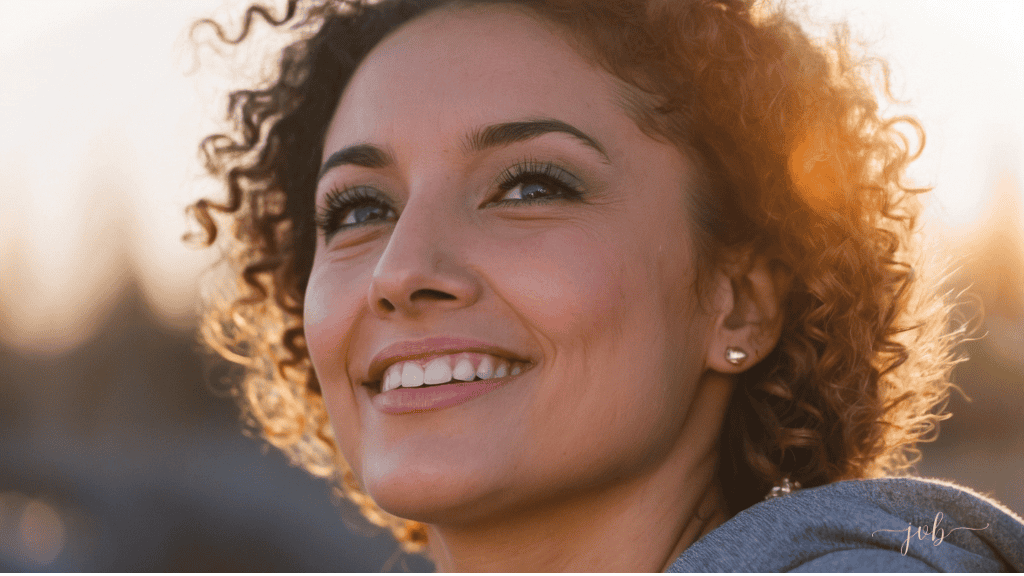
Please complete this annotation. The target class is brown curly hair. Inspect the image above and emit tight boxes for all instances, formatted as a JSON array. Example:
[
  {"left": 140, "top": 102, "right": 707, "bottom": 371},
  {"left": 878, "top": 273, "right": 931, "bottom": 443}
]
[{"left": 188, "top": 0, "right": 963, "bottom": 553}]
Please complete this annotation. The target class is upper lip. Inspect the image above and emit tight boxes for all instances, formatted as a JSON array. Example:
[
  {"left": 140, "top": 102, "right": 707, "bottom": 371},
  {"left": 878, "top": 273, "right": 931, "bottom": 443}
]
[{"left": 364, "top": 336, "right": 531, "bottom": 385}]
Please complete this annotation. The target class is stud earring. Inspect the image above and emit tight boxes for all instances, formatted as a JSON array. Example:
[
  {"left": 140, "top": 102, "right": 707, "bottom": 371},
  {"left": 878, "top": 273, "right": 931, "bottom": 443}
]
[{"left": 725, "top": 346, "right": 748, "bottom": 366}]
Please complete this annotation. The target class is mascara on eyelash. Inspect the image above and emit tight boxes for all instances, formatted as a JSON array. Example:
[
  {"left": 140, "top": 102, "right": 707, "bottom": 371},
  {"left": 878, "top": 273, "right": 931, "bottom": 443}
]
[
  {"left": 496, "top": 160, "right": 585, "bottom": 195},
  {"left": 488, "top": 162, "right": 588, "bottom": 209},
  {"left": 315, "top": 186, "right": 396, "bottom": 239}
]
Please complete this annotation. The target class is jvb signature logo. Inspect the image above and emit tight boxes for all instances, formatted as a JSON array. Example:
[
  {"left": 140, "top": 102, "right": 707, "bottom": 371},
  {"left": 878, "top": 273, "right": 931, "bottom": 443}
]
[{"left": 872, "top": 512, "right": 989, "bottom": 555}]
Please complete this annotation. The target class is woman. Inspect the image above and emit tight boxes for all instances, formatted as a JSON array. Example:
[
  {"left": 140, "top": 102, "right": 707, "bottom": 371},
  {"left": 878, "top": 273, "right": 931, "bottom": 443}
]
[{"left": 189, "top": 0, "right": 1024, "bottom": 570}]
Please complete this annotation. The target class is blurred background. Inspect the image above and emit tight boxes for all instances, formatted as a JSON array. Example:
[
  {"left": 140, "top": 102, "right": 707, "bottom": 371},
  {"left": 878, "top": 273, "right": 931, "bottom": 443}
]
[{"left": 1, "top": 0, "right": 1021, "bottom": 570}]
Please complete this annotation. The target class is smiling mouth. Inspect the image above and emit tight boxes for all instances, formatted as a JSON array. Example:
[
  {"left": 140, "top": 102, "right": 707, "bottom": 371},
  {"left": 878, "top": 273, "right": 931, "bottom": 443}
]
[{"left": 368, "top": 352, "right": 530, "bottom": 393}]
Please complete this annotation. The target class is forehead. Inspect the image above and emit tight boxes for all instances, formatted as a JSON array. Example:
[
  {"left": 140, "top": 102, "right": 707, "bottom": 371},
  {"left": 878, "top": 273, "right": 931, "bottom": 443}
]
[{"left": 323, "top": 4, "right": 635, "bottom": 156}]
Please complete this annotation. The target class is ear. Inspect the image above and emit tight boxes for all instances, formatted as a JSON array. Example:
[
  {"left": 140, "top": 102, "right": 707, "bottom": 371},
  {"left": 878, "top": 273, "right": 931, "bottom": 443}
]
[{"left": 706, "top": 249, "right": 789, "bottom": 374}]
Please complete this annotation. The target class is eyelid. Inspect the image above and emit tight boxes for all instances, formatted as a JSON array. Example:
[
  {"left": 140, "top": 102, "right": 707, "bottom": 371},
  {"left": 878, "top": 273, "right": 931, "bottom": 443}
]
[
  {"left": 488, "top": 160, "right": 586, "bottom": 206},
  {"left": 315, "top": 185, "right": 398, "bottom": 242},
  {"left": 497, "top": 160, "right": 584, "bottom": 189}
]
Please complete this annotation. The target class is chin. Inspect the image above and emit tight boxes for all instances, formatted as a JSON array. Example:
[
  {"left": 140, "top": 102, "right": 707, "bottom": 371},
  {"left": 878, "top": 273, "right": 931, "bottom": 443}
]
[{"left": 361, "top": 455, "right": 511, "bottom": 525}]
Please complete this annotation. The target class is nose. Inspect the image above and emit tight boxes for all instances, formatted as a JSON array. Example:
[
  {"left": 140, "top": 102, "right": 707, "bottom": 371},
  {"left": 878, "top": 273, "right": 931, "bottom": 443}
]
[{"left": 368, "top": 195, "right": 482, "bottom": 318}]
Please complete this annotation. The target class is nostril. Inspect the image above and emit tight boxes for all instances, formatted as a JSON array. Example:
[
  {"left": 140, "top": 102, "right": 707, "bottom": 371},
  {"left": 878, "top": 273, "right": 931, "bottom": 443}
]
[
  {"left": 373, "top": 289, "right": 458, "bottom": 315},
  {"left": 411, "top": 288, "right": 457, "bottom": 301}
]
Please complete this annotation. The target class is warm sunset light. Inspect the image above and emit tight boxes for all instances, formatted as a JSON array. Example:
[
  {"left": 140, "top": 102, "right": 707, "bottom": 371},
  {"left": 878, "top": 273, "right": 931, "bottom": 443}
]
[
  {"left": 1, "top": 0, "right": 1022, "bottom": 355},
  {"left": 2, "top": 2, "right": 1022, "bottom": 571}
]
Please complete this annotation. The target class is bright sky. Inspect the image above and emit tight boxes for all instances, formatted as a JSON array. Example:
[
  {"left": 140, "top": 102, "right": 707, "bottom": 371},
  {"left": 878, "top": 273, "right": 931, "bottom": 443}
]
[{"left": 1, "top": 0, "right": 1022, "bottom": 354}]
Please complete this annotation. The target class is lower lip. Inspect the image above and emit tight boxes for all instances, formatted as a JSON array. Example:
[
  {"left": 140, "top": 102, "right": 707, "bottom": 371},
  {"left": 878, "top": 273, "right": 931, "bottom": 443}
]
[{"left": 371, "top": 375, "right": 518, "bottom": 415}]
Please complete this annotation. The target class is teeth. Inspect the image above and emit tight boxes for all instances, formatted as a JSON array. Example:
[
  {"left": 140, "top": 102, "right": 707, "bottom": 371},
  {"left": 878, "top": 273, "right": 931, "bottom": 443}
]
[
  {"left": 378, "top": 352, "right": 526, "bottom": 392},
  {"left": 476, "top": 356, "right": 494, "bottom": 379},
  {"left": 494, "top": 360, "right": 509, "bottom": 378},
  {"left": 401, "top": 362, "right": 425, "bottom": 388},
  {"left": 383, "top": 364, "right": 402, "bottom": 392},
  {"left": 423, "top": 357, "right": 453, "bottom": 385},
  {"left": 452, "top": 356, "right": 476, "bottom": 381}
]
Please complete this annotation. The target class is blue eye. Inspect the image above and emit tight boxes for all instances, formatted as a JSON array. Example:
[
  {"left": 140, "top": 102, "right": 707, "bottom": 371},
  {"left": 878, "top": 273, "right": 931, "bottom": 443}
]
[
  {"left": 341, "top": 203, "right": 391, "bottom": 226},
  {"left": 492, "top": 161, "right": 584, "bottom": 205},
  {"left": 315, "top": 186, "right": 397, "bottom": 242},
  {"left": 498, "top": 180, "right": 563, "bottom": 202}
]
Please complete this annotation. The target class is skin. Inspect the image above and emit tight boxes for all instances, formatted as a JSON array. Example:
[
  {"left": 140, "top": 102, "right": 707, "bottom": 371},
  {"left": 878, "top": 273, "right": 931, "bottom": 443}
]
[{"left": 304, "top": 4, "right": 783, "bottom": 571}]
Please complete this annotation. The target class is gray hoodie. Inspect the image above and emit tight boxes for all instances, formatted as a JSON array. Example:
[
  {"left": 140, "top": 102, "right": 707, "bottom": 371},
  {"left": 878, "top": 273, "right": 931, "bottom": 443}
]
[{"left": 668, "top": 477, "right": 1024, "bottom": 572}]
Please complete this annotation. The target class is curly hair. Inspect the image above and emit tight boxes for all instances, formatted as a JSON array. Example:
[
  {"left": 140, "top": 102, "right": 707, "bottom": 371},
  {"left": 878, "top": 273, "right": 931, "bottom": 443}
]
[{"left": 188, "top": 0, "right": 962, "bottom": 553}]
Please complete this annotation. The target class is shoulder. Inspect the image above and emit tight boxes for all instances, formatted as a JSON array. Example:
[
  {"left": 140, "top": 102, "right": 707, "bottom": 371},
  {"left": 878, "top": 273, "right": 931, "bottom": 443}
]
[{"left": 667, "top": 477, "right": 1024, "bottom": 572}]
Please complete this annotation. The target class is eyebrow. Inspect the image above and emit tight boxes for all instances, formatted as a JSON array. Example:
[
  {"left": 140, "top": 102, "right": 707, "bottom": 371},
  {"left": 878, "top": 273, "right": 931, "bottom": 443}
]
[
  {"left": 317, "top": 118, "right": 609, "bottom": 183},
  {"left": 467, "top": 119, "right": 609, "bottom": 162},
  {"left": 318, "top": 144, "right": 392, "bottom": 181}
]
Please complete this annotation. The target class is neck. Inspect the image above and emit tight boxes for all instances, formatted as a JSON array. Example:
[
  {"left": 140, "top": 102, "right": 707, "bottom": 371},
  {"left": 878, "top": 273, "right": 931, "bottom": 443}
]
[{"left": 426, "top": 456, "right": 728, "bottom": 572}]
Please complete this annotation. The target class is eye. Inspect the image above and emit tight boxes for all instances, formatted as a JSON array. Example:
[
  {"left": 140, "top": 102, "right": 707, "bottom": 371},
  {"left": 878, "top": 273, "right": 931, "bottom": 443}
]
[
  {"left": 491, "top": 161, "right": 584, "bottom": 206},
  {"left": 315, "top": 186, "right": 397, "bottom": 241},
  {"left": 500, "top": 180, "right": 562, "bottom": 202}
]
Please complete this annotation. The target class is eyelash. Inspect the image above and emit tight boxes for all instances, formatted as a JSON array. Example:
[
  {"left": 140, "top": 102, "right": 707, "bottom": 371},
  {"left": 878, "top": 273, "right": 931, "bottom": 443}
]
[
  {"left": 491, "top": 160, "right": 585, "bottom": 206},
  {"left": 314, "top": 161, "right": 585, "bottom": 240},
  {"left": 315, "top": 186, "right": 395, "bottom": 241}
]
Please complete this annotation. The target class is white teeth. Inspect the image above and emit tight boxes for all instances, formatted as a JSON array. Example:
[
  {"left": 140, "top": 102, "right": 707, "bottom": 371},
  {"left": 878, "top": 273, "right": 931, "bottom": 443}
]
[
  {"left": 476, "top": 356, "right": 494, "bottom": 380},
  {"left": 494, "top": 360, "right": 509, "bottom": 378},
  {"left": 401, "top": 362, "right": 425, "bottom": 387},
  {"left": 452, "top": 356, "right": 476, "bottom": 381},
  {"left": 383, "top": 364, "right": 402, "bottom": 392},
  {"left": 380, "top": 353, "right": 526, "bottom": 391},
  {"left": 423, "top": 357, "right": 453, "bottom": 385}
]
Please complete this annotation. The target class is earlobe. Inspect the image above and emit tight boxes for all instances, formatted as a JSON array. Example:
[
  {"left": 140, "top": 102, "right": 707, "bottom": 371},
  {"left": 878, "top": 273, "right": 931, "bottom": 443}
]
[{"left": 706, "top": 252, "right": 788, "bottom": 374}]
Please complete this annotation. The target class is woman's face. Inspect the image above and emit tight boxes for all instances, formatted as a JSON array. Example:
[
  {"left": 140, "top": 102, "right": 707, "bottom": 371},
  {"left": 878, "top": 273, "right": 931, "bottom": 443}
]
[{"left": 305, "top": 5, "right": 722, "bottom": 523}]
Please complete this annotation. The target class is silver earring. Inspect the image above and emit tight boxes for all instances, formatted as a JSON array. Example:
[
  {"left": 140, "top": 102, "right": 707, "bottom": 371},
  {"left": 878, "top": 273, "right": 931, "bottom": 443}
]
[
  {"left": 765, "top": 476, "right": 802, "bottom": 500},
  {"left": 725, "top": 346, "right": 748, "bottom": 366}
]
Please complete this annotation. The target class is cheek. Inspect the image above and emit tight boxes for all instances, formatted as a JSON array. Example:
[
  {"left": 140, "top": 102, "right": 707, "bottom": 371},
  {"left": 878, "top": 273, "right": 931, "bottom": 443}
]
[
  {"left": 303, "top": 263, "right": 366, "bottom": 469},
  {"left": 304, "top": 264, "right": 362, "bottom": 381},
  {"left": 492, "top": 220, "right": 697, "bottom": 349},
  {"left": 488, "top": 226, "right": 631, "bottom": 341},
  {"left": 508, "top": 212, "right": 704, "bottom": 370},
  {"left": 496, "top": 223, "right": 709, "bottom": 478}
]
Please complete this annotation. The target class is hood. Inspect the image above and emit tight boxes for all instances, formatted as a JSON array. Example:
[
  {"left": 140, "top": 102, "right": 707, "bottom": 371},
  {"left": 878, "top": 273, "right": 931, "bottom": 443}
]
[{"left": 668, "top": 476, "right": 1024, "bottom": 572}]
